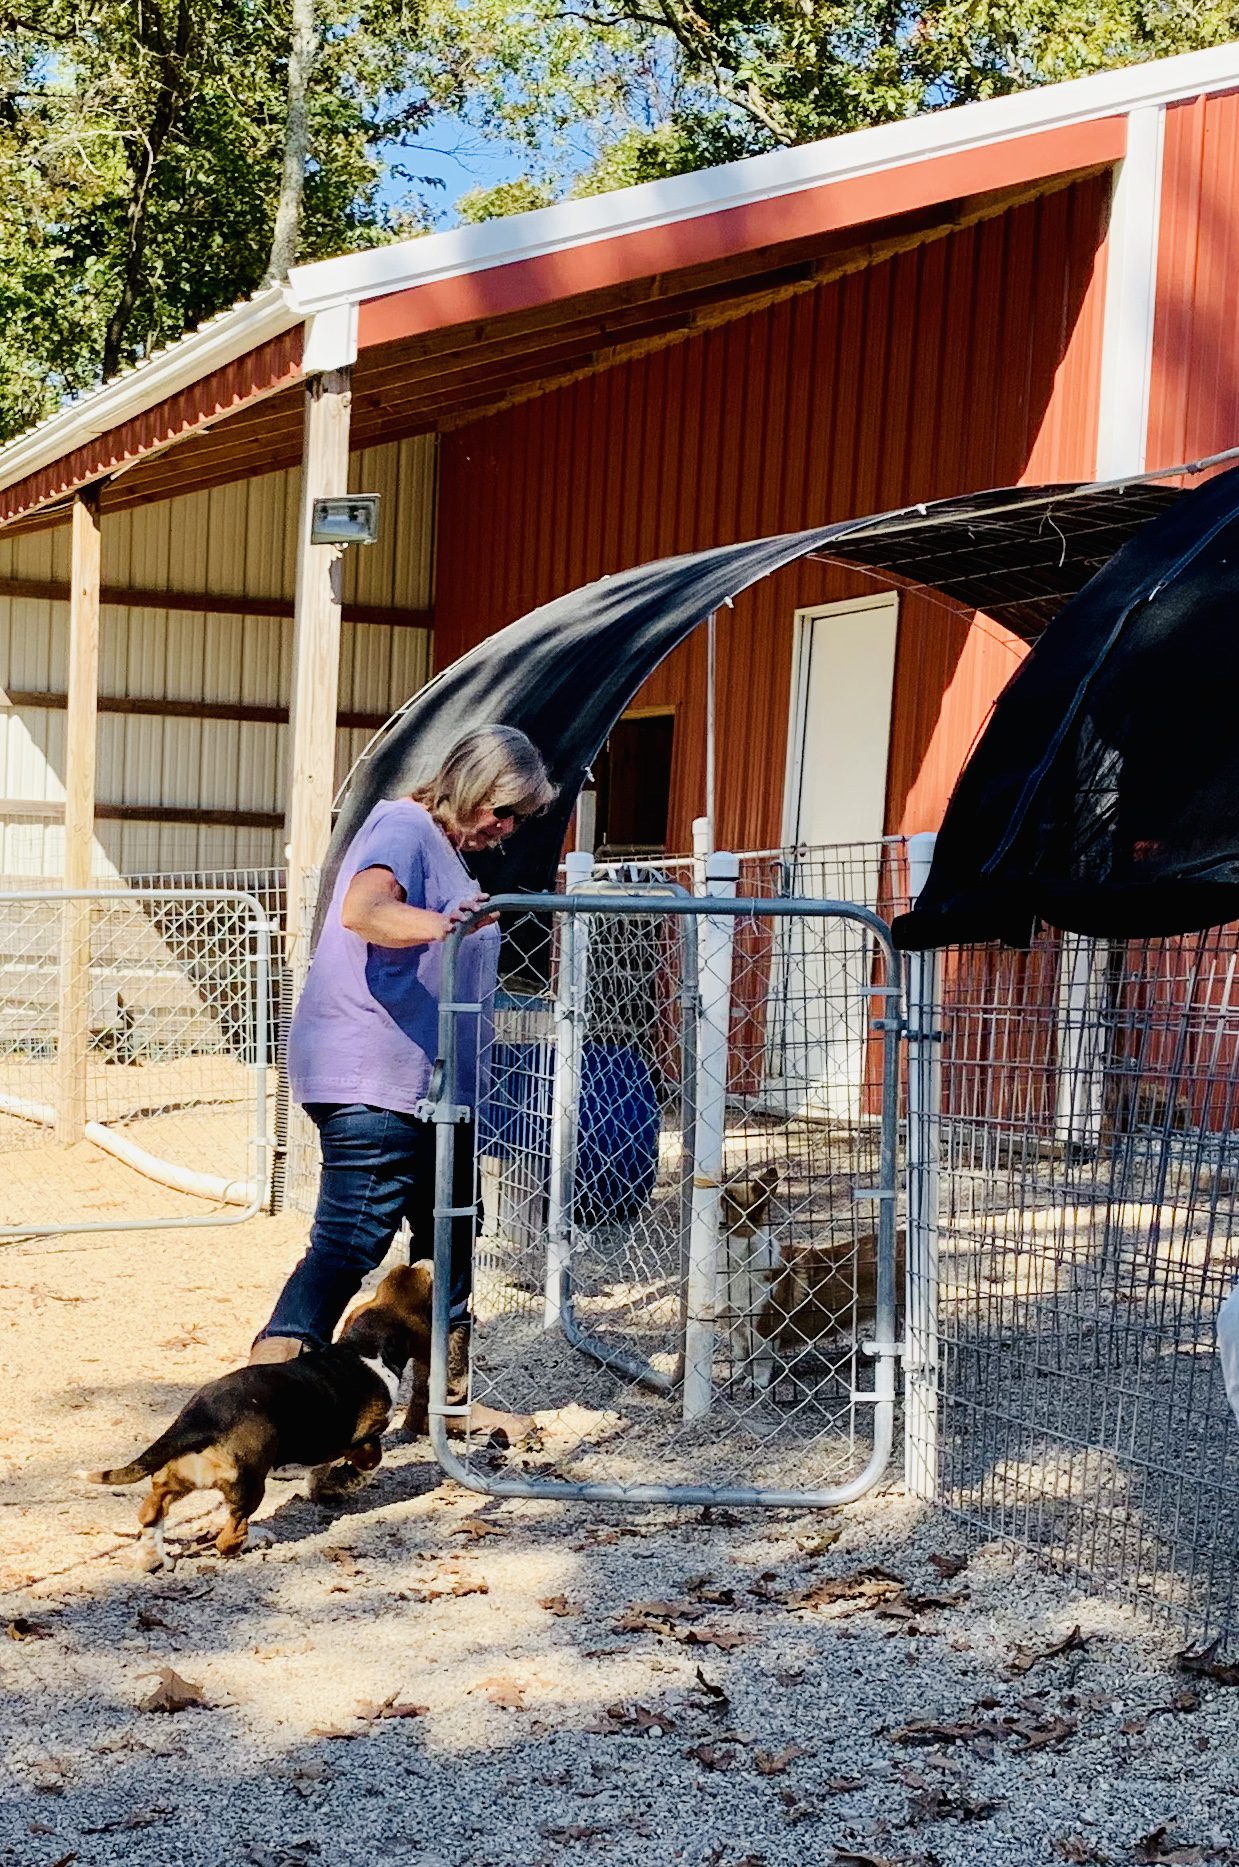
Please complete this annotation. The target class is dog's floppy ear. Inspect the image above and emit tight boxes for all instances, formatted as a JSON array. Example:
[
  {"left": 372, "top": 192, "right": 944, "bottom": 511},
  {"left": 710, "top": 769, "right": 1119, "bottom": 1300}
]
[{"left": 373, "top": 1260, "right": 434, "bottom": 1320}]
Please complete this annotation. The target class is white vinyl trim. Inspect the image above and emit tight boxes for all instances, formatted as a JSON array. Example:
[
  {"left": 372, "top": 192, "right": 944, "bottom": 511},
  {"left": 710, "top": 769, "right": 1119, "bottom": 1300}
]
[
  {"left": 3, "top": 39, "right": 1238, "bottom": 508},
  {"left": 1095, "top": 105, "right": 1166, "bottom": 478},
  {"left": 286, "top": 43, "right": 1239, "bottom": 316},
  {"left": 0, "top": 285, "right": 298, "bottom": 499}
]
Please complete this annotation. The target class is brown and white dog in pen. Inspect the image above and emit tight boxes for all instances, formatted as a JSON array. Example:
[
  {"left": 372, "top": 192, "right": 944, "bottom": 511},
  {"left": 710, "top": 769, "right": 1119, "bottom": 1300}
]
[
  {"left": 87, "top": 1262, "right": 433, "bottom": 1570},
  {"left": 720, "top": 1166, "right": 906, "bottom": 1390}
]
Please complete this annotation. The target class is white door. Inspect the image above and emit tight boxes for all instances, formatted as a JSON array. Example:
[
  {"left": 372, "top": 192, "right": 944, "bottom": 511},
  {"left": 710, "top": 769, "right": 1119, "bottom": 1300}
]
[{"left": 772, "top": 593, "right": 898, "bottom": 1118}]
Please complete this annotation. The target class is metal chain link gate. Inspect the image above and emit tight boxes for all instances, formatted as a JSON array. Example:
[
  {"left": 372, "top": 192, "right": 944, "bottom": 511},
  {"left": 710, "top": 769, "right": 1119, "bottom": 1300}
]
[
  {"left": 0, "top": 887, "right": 274, "bottom": 1235},
  {"left": 425, "top": 887, "right": 903, "bottom": 1508}
]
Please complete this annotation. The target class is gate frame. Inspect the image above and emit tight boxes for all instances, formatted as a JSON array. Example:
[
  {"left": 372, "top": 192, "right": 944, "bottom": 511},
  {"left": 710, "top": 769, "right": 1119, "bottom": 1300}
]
[
  {"left": 0, "top": 886, "right": 274, "bottom": 1236},
  {"left": 426, "top": 888, "right": 904, "bottom": 1509}
]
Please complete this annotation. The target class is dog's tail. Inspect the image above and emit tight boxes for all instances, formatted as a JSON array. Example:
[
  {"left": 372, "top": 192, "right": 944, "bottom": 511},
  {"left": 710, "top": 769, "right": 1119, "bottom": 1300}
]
[{"left": 85, "top": 1420, "right": 211, "bottom": 1486}]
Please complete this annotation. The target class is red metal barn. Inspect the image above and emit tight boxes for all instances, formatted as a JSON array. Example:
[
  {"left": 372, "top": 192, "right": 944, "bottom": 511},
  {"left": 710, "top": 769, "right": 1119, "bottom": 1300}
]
[{"left": 0, "top": 47, "right": 1236, "bottom": 908}]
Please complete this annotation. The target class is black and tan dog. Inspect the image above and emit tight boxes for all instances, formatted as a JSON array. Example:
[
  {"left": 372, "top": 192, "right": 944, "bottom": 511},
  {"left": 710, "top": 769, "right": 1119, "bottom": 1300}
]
[{"left": 88, "top": 1261, "right": 432, "bottom": 1569}]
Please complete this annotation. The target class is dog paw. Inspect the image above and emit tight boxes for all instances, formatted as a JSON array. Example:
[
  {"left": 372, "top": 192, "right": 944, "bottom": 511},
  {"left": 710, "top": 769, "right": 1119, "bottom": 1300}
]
[{"left": 132, "top": 1542, "right": 174, "bottom": 1574}]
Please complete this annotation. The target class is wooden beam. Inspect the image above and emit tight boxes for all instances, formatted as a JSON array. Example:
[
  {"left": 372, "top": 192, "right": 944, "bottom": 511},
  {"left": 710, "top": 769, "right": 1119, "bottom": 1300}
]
[
  {"left": 0, "top": 574, "right": 431, "bottom": 633},
  {"left": 56, "top": 486, "right": 102, "bottom": 1142},
  {"left": 2, "top": 690, "right": 393, "bottom": 731},
  {"left": 284, "top": 368, "right": 351, "bottom": 956},
  {"left": 0, "top": 798, "right": 282, "bottom": 829}
]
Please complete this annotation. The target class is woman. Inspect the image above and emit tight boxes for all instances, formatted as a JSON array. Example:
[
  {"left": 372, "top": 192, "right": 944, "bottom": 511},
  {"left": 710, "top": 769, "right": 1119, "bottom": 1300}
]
[{"left": 251, "top": 726, "right": 558, "bottom": 1423}]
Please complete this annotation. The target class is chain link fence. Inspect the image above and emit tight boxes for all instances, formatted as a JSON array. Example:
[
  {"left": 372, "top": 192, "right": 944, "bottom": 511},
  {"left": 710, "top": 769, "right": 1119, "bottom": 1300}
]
[
  {"left": 427, "top": 886, "right": 902, "bottom": 1507},
  {"left": 919, "top": 918, "right": 1239, "bottom": 1643},
  {"left": 0, "top": 886, "right": 274, "bottom": 1235}
]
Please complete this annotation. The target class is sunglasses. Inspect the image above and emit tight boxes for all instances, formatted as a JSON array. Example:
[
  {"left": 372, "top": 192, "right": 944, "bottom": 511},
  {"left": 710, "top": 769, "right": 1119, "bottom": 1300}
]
[{"left": 489, "top": 801, "right": 530, "bottom": 826}]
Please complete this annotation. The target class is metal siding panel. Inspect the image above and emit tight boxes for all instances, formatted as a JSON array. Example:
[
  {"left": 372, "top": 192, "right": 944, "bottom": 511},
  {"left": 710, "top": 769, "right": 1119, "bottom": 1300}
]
[
  {"left": 435, "top": 179, "right": 1109, "bottom": 847},
  {"left": 1149, "top": 89, "right": 1239, "bottom": 468}
]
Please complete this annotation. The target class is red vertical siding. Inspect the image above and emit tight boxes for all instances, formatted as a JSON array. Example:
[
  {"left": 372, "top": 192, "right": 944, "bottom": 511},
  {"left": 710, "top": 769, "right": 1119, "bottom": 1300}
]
[
  {"left": 437, "top": 177, "right": 1111, "bottom": 851},
  {"left": 1148, "top": 88, "right": 1239, "bottom": 469}
]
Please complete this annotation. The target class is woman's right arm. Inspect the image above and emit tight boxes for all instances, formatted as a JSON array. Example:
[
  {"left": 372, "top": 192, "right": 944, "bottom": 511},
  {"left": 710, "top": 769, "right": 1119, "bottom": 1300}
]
[{"left": 340, "top": 866, "right": 461, "bottom": 948}]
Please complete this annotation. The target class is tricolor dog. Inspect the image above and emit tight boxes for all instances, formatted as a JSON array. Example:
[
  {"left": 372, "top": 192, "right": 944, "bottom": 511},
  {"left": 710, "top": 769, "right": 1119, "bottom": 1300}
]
[{"left": 87, "top": 1261, "right": 432, "bottom": 1569}]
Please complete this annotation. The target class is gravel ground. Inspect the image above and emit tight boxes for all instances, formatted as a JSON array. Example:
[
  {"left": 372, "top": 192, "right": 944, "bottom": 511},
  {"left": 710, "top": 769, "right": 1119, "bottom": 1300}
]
[{"left": 4, "top": 1198, "right": 1239, "bottom": 1867}]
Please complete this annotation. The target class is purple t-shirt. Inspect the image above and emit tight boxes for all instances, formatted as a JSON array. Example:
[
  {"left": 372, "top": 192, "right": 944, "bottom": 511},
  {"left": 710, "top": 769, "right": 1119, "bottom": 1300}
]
[{"left": 287, "top": 799, "right": 500, "bottom": 1115}]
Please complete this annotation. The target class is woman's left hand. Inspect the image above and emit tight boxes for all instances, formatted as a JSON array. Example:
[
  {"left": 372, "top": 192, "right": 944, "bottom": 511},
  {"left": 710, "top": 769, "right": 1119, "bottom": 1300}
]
[{"left": 446, "top": 893, "right": 498, "bottom": 931}]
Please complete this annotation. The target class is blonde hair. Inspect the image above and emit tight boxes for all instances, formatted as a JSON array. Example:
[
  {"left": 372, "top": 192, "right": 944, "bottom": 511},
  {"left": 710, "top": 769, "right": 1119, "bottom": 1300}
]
[{"left": 413, "top": 726, "right": 557, "bottom": 836}]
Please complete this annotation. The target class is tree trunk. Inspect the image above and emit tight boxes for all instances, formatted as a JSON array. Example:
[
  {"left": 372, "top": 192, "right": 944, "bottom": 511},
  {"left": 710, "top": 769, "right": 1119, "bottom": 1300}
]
[
  {"left": 265, "top": 0, "right": 316, "bottom": 284},
  {"left": 102, "top": 0, "right": 192, "bottom": 378}
]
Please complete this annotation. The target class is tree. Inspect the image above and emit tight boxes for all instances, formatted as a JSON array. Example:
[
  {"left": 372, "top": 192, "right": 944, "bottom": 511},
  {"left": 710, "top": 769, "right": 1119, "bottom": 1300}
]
[
  {"left": 416, "top": 0, "right": 1239, "bottom": 218},
  {"left": 0, "top": 0, "right": 436, "bottom": 440}
]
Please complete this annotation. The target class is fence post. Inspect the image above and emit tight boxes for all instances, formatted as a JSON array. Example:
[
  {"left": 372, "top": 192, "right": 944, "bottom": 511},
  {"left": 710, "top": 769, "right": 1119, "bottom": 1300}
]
[
  {"left": 904, "top": 831, "right": 942, "bottom": 1501},
  {"left": 1054, "top": 935, "right": 1108, "bottom": 1156},
  {"left": 545, "top": 849, "right": 593, "bottom": 1331},
  {"left": 683, "top": 847, "right": 739, "bottom": 1421}
]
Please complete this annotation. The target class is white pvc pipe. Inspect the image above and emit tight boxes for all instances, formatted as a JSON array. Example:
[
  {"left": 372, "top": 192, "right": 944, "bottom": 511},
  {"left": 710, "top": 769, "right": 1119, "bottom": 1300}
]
[
  {"left": 682, "top": 848, "right": 739, "bottom": 1421},
  {"left": 0, "top": 1091, "right": 57, "bottom": 1126},
  {"left": 904, "top": 830, "right": 942, "bottom": 1501},
  {"left": 83, "top": 1121, "right": 258, "bottom": 1207}
]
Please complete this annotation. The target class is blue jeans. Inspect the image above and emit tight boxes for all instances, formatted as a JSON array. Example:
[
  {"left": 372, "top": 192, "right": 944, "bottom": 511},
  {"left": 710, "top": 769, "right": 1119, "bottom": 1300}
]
[{"left": 256, "top": 1103, "right": 477, "bottom": 1351}]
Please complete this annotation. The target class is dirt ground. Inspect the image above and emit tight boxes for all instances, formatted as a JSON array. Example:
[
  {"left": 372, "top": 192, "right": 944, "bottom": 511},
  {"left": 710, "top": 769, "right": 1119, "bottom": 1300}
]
[{"left": 5, "top": 1158, "right": 1239, "bottom": 1867}]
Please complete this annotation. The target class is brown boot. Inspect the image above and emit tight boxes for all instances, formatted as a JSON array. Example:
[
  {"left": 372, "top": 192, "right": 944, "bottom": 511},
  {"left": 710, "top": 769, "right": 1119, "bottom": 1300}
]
[
  {"left": 248, "top": 1335, "right": 305, "bottom": 1366},
  {"left": 441, "top": 1322, "right": 535, "bottom": 1447}
]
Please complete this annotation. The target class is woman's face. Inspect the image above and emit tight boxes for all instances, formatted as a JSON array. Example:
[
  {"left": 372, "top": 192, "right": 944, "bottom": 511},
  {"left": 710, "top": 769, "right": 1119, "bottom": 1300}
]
[{"left": 452, "top": 795, "right": 526, "bottom": 853}]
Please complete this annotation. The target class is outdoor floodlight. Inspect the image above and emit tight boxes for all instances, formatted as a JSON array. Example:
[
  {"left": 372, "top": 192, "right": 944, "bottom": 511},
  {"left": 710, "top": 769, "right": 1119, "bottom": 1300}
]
[{"left": 311, "top": 494, "right": 381, "bottom": 547}]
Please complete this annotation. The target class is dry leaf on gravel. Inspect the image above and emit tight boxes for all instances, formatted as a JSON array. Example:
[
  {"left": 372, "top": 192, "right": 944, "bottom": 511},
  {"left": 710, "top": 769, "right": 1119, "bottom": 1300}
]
[
  {"left": 832, "top": 1851, "right": 901, "bottom": 1866},
  {"left": 1054, "top": 1839, "right": 1109, "bottom": 1863},
  {"left": 688, "top": 1666, "right": 730, "bottom": 1713},
  {"left": 541, "top": 1822, "right": 612, "bottom": 1842},
  {"left": 309, "top": 1723, "right": 365, "bottom": 1741},
  {"left": 82, "top": 1808, "right": 171, "bottom": 1834},
  {"left": 476, "top": 1676, "right": 528, "bottom": 1710},
  {"left": 5, "top": 1616, "right": 52, "bottom": 1639},
  {"left": 582, "top": 1700, "right": 675, "bottom": 1736},
  {"left": 1007, "top": 1625, "right": 1091, "bottom": 1676},
  {"left": 754, "top": 1744, "right": 812, "bottom": 1775},
  {"left": 355, "top": 1690, "right": 429, "bottom": 1722},
  {"left": 796, "top": 1526, "right": 843, "bottom": 1556},
  {"left": 680, "top": 1625, "right": 751, "bottom": 1651},
  {"left": 1177, "top": 1638, "right": 1239, "bottom": 1687},
  {"left": 453, "top": 1516, "right": 505, "bottom": 1540},
  {"left": 137, "top": 1667, "right": 208, "bottom": 1714},
  {"left": 1134, "top": 1827, "right": 1211, "bottom": 1864},
  {"left": 685, "top": 1741, "right": 736, "bottom": 1770},
  {"left": 927, "top": 1552, "right": 969, "bottom": 1579},
  {"left": 538, "top": 1595, "right": 580, "bottom": 1617},
  {"left": 787, "top": 1569, "right": 906, "bottom": 1613},
  {"left": 826, "top": 1778, "right": 865, "bottom": 1793}
]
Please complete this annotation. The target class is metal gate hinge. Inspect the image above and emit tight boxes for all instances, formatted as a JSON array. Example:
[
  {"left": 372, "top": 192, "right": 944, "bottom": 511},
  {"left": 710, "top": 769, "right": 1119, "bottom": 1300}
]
[
  {"left": 415, "top": 1099, "right": 472, "bottom": 1124},
  {"left": 852, "top": 1187, "right": 896, "bottom": 1203},
  {"left": 862, "top": 1339, "right": 906, "bottom": 1359}
]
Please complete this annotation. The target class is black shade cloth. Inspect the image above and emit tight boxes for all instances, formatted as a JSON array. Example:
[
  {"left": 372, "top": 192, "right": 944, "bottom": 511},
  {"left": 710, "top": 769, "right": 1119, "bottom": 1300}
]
[
  {"left": 894, "top": 461, "right": 1239, "bottom": 949},
  {"left": 319, "top": 466, "right": 1208, "bottom": 932}
]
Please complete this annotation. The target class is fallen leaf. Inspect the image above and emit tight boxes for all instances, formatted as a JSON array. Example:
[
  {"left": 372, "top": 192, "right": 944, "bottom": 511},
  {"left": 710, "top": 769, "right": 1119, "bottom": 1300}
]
[
  {"left": 788, "top": 1569, "right": 906, "bottom": 1613},
  {"left": 680, "top": 1626, "right": 751, "bottom": 1651},
  {"left": 796, "top": 1526, "right": 843, "bottom": 1556},
  {"left": 82, "top": 1808, "right": 170, "bottom": 1834},
  {"left": 754, "top": 1744, "right": 812, "bottom": 1775},
  {"left": 832, "top": 1852, "right": 899, "bottom": 1866},
  {"left": 538, "top": 1595, "right": 580, "bottom": 1617},
  {"left": 309, "top": 1724, "right": 365, "bottom": 1742},
  {"left": 453, "top": 1516, "right": 506, "bottom": 1540},
  {"left": 902, "top": 1588, "right": 970, "bottom": 1613},
  {"left": 477, "top": 1676, "right": 527, "bottom": 1710},
  {"left": 137, "top": 1668, "right": 208, "bottom": 1714},
  {"left": 355, "top": 1690, "right": 429, "bottom": 1723},
  {"left": 688, "top": 1666, "right": 730, "bottom": 1713},
  {"left": 5, "top": 1616, "right": 53, "bottom": 1640},
  {"left": 1134, "top": 1826, "right": 1209, "bottom": 1864},
  {"left": 541, "top": 1823, "right": 612, "bottom": 1842},
  {"left": 582, "top": 1700, "right": 675, "bottom": 1736},
  {"left": 1177, "top": 1638, "right": 1239, "bottom": 1687},
  {"left": 1055, "top": 1839, "right": 1107, "bottom": 1863},
  {"left": 49, "top": 1855, "right": 77, "bottom": 1867},
  {"left": 927, "top": 1552, "right": 968, "bottom": 1579},
  {"left": 685, "top": 1742, "right": 735, "bottom": 1770},
  {"left": 826, "top": 1778, "right": 864, "bottom": 1793},
  {"left": 1007, "top": 1626, "right": 1091, "bottom": 1676},
  {"left": 446, "top": 1575, "right": 488, "bottom": 1598},
  {"left": 134, "top": 1608, "right": 176, "bottom": 1634}
]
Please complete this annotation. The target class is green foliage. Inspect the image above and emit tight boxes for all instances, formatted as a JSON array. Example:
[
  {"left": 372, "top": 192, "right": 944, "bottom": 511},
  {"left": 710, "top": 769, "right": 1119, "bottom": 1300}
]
[{"left": 0, "top": 0, "right": 435, "bottom": 442}]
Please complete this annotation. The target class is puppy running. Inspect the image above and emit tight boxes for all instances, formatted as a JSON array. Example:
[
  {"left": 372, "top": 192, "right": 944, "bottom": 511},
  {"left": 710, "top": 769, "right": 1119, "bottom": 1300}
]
[{"left": 87, "top": 1261, "right": 432, "bottom": 1569}]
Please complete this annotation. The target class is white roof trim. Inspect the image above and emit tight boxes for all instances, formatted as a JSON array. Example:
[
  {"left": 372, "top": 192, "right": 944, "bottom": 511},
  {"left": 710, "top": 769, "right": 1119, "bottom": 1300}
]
[
  {"left": 287, "top": 41, "right": 1239, "bottom": 316},
  {"left": 3, "top": 40, "right": 1239, "bottom": 508},
  {"left": 0, "top": 284, "right": 297, "bottom": 500}
]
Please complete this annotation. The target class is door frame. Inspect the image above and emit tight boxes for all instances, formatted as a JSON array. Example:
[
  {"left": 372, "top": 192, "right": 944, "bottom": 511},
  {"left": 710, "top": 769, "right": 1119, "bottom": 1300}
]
[{"left": 781, "top": 590, "right": 900, "bottom": 850}]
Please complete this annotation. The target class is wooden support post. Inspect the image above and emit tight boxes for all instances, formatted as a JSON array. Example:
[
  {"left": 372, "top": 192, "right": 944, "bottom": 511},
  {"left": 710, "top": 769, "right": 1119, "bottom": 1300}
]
[
  {"left": 283, "top": 367, "right": 351, "bottom": 962},
  {"left": 56, "top": 486, "right": 102, "bottom": 1142}
]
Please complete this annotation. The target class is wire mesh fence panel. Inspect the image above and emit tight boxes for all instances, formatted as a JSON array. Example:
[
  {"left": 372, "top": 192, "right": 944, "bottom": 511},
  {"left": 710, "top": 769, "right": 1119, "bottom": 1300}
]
[
  {"left": 428, "top": 890, "right": 902, "bottom": 1508},
  {"left": 927, "top": 922, "right": 1239, "bottom": 1644},
  {"left": 0, "top": 888, "right": 274, "bottom": 1235}
]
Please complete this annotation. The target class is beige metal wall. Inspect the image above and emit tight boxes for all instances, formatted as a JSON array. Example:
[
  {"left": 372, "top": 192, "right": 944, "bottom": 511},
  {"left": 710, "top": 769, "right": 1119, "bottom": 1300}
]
[{"left": 0, "top": 435, "right": 435, "bottom": 877}]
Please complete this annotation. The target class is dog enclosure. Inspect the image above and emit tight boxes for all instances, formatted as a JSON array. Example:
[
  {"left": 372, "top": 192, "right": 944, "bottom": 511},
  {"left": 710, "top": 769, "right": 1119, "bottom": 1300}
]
[
  {"left": 427, "top": 872, "right": 903, "bottom": 1508},
  {"left": 405, "top": 834, "right": 1239, "bottom": 1647}
]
